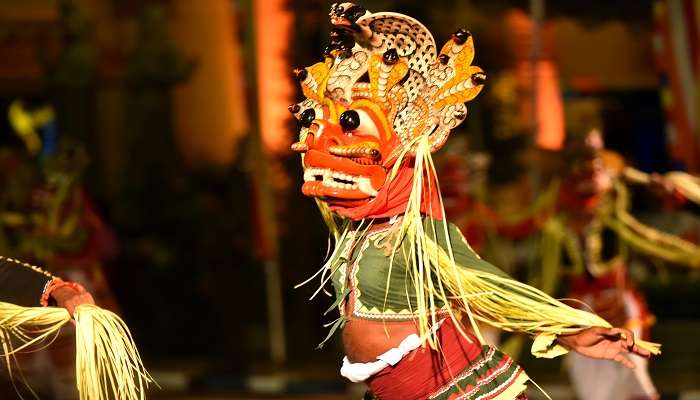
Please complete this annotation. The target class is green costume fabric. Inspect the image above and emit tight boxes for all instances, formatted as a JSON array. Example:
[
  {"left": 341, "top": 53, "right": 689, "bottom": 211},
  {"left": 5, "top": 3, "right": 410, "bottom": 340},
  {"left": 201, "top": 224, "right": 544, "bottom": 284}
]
[{"left": 329, "top": 218, "right": 508, "bottom": 321}]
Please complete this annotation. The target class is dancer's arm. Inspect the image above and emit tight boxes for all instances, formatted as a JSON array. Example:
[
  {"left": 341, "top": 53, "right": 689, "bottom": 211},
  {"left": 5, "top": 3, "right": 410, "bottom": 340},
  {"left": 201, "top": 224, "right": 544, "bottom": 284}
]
[
  {"left": 0, "top": 256, "right": 52, "bottom": 306},
  {"left": 422, "top": 220, "right": 660, "bottom": 366},
  {"left": 0, "top": 256, "right": 93, "bottom": 316}
]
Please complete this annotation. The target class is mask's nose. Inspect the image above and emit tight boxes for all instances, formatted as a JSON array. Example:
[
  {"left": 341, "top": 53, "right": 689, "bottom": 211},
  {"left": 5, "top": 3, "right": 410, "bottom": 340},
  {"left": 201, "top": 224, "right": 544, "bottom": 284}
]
[
  {"left": 311, "top": 120, "right": 345, "bottom": 151},
  {"left": 290, "top": 119, "right": 341, "bottom": 154}
]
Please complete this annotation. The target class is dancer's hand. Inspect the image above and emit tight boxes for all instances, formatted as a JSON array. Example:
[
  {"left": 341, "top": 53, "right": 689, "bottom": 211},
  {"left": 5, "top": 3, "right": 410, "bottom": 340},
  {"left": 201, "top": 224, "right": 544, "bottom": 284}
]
[
  {"left": 51, "top": 286, "right": 95, "bottom": 317},
  {"left": 648, "top": 173, "right": 675, "bottom": 196},
  {"left": 556, "top": 327, "right": 651, "bottom": 368}
]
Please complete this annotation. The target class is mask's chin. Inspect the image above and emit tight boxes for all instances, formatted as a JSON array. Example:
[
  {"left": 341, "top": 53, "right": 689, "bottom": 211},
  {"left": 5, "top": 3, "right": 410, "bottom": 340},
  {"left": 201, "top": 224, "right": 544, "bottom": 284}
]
[
  {"left": 324, "top": 196, "right": 376, "bottom": 209},
  {"left": 301, "top": 180, "right": 380, "bottom": 209}
]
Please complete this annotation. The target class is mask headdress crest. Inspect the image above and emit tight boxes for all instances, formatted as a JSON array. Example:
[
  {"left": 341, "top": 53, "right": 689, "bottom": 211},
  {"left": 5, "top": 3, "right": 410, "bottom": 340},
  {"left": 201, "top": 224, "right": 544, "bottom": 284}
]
[{"left": 290, "top": 3, "right": 485, "bottom": 159}]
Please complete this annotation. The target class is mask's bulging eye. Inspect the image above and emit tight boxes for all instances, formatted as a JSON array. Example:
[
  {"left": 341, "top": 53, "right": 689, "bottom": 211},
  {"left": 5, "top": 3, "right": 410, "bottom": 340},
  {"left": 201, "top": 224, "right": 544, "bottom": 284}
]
[
  {"left": 339, "top": 110, "right": 360, "bottom": 132},
  {"left": 300, "top": 108, "right": 316, "bottom": 127}
]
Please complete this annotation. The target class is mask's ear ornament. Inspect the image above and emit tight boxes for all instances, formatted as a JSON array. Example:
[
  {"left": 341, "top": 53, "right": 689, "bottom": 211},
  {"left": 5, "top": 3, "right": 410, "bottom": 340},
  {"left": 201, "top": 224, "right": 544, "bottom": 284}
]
[{"left": 290, "top": 3, "right": 485, "bottom": 212}]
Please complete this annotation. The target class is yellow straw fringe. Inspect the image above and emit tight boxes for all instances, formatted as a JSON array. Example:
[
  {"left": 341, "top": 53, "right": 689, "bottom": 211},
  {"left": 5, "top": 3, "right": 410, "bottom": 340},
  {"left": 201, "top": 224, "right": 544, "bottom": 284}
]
[
  {"left": 0, "top": 302, "right": 154, "bottom": 400},
  {"left": 433, "top": 250, "right": 661, "bottom": 355}
]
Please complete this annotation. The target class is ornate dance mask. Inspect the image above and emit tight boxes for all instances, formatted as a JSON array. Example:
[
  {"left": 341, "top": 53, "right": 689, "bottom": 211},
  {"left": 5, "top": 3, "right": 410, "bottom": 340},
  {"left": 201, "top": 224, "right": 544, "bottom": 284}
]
[{"left": 290, "top": 3, "right": 485, "bottom": 212}]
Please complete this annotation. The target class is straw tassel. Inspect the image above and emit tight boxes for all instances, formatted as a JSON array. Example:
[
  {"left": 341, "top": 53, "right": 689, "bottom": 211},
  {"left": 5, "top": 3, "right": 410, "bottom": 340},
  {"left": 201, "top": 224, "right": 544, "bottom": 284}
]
[{"left": 0, "top": 302, "right": 154, "bottom": 400}]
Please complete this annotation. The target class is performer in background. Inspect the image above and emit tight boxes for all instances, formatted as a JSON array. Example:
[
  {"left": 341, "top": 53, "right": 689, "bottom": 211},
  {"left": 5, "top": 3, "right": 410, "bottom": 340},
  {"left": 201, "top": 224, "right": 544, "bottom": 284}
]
[
  {"left": 0, "top": 147, "right": 118, "bottom": 398},
  {"left": 289, "top": 4, "right": 658, "bottom": 399},
  {"left": 2, "top": 105, "right": 113, "bottom": 398},
  {"left": 551, "top": 129, "right": 699, "bottom": 400}
]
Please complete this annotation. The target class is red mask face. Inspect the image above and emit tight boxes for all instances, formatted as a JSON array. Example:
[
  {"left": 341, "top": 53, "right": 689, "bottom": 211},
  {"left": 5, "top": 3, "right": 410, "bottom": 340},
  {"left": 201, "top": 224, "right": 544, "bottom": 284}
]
[{"left": 297, "top": 100, "right": 401, "bottom": 209}]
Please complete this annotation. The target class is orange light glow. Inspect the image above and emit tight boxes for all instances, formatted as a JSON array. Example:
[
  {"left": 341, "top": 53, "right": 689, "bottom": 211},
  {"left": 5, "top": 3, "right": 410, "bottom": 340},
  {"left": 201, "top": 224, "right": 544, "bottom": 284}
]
[
  {"left": 506, "top": 9, "right": 565, "bottom": 150},
  {"left": 170, "top": 0, "right": 249, "bottom": 165},
  {"left": 534, "top": 61, "right": 565, "bottom": 150},
  {"left": 254, "top": 0, "right": 294, "bottom": 154}
]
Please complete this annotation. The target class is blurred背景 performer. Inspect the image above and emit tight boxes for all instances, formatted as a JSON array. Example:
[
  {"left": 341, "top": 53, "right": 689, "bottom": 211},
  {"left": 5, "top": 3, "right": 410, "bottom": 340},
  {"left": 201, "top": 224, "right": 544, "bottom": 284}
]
[
  {"left": 554, "top": 129, "right": 700, "bottom": 400},
  {"left": 289, "top": 3, "right": 660, "bottom": 399}
]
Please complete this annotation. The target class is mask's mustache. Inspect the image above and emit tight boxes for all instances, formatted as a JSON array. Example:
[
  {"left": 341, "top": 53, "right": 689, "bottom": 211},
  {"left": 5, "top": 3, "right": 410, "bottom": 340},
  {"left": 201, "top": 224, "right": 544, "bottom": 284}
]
[
  {"left": 328, "top": 145, "right": 380, "bottom": 160},
  {"left": 291, "top": 142, "right": 308, "bottom": 152}
]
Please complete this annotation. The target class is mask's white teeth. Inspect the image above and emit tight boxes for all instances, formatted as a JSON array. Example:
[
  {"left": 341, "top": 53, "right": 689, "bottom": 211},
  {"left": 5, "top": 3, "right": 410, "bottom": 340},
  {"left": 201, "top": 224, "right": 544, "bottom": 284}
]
[
  {"left": 322, "top": 169, "right": 334, "bottom": 187},
  {"left": 304, "top": 169, "right": 313, "bottom": 182},
  {"left": 357, "top": 177, "right": 378, "bottom": 197},
  {"left": 305, "top": 168, "right": 369, "bottom": 193}
]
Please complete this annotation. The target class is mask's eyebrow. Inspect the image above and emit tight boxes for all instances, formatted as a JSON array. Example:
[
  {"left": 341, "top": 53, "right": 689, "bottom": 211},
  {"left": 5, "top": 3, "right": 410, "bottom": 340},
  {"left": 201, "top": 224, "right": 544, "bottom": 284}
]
[{"left": 348, "top": 99, "right": 392, "bottom": 140}]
